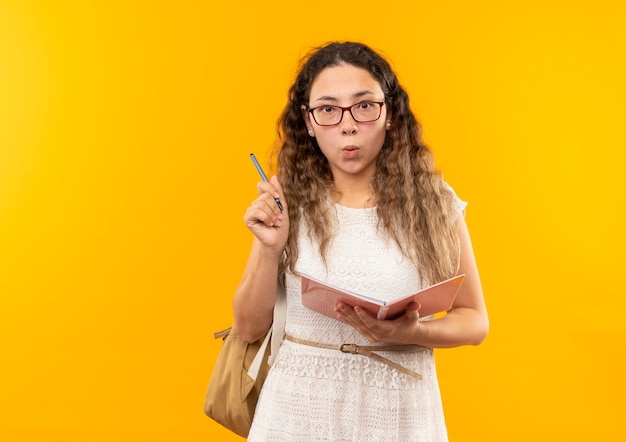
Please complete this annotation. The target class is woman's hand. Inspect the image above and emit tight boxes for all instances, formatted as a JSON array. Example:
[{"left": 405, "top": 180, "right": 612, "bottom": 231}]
[
  {"left": 244, "top": 175, "right": 289, "bottom": 254},
  {"left": 334, "top": 302, "right": 423, "bottom": 344}
]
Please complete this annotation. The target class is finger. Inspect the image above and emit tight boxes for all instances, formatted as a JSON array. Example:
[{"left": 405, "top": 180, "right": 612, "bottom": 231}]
[
  {"left": 270, "top": 175, "right": 288, "bottom": 212},
  {"left": 353, "top": 306, "right": 377, "bottom": 323},
  {"left": 244, "top": 206, "right": 275, "bottom": 228},
  {"left": 335, "top": 304, "right": 378, "bottom": 341},
  {"left": 404, "top": 302, "right": 421, "bottom": 320},
  {"left": 245, "top": 198, "right": 282, "bottom": 227},
  {"left": 337, "top": 304, "right": 375, "bottom": 325},
  {"left": 257, "top": 181, "right": 285, "bottom": 216},
  {"left": 335, "top": 302, "right": 356, "bottom": 319},
  {"left": 259, "top": 193, "right": 284, "bottom": 218},
  {"left": 352, "top": 307, "right": 383, "bottom": 340}
]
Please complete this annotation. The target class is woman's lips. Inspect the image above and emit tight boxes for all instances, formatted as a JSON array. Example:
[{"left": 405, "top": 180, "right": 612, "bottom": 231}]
[{"left": 342, "top": 146, "right": 359, "bottom": 159}]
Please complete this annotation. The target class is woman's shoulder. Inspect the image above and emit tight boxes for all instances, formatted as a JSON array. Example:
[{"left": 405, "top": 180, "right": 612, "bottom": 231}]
[{"left": 442, "top": 181, "right": 468, "bottom": 216}]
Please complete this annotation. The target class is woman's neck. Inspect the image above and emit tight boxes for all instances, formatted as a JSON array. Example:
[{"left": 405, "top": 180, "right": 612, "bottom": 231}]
[{"left": 330, "top": 177, "right": 376, "bottom": 208}]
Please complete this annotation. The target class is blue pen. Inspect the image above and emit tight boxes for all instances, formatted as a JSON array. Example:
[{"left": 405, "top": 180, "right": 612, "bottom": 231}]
[{"left": 250, "top": 153, "right": 284, "bottom": 212}]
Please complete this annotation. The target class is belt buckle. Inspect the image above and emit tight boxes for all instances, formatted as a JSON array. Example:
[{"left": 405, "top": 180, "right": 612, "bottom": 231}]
[{"left": 340, "top": 343, "right": 358, "bottom": 354}]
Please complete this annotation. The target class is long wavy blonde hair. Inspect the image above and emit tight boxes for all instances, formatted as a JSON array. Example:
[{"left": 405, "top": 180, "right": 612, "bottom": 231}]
[{"left": 270, "top": 42, "right": 460, "bottom": 285}]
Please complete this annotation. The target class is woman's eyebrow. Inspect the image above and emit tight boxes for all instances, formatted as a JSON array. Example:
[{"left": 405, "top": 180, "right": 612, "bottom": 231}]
[
  {"left": 312, "top": 95, "right": 339, "bottom": 103},
  {"left": 312, "top": 90, "right": 376, "bottom": 103}
]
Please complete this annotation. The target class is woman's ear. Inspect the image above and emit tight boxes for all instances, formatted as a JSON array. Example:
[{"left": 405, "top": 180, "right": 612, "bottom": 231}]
[{"left": 301, "top": 105, "right": 315, "bottom": 137}]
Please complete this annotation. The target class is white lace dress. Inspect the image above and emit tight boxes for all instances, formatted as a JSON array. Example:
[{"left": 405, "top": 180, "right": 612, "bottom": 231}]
[{"left": 248, "top": 199, "right": 466, "bottom": 441}]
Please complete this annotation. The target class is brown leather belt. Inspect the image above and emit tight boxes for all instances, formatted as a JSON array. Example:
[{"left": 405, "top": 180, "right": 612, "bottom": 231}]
[{"left": 284, "top": 334, "right": 428, "bottom": 380}]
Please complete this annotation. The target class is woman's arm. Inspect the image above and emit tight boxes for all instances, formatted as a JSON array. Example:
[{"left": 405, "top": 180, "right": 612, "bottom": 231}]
[
  {"left": 337, "top": 216, "right": 489, "bottom": 348},
  {"left": 232, "top": 176, "right": 289, "bottom": 343}
]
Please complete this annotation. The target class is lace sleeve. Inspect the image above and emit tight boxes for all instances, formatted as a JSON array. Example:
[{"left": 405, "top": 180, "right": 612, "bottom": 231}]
[{"left": 444, "top": 182, "right": 467, "bottom": 216}]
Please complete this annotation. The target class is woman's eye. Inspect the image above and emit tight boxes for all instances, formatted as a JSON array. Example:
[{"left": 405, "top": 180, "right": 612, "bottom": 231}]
[
  {"left": 358, "top": 101, "right": 373, "bottom": 109},
  {"left": 321, "top": 106, "right": 336, "bottom": 113}
]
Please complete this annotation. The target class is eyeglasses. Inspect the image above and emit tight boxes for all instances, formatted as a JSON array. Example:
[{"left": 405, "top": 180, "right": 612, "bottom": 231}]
[{"left": 307, "top": 101, "right": 385, "bottom": 126}]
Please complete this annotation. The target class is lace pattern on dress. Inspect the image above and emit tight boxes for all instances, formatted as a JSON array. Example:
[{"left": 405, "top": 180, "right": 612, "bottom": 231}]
[{"left": 248, "top": 194, "right": 466, "bottom": 441}]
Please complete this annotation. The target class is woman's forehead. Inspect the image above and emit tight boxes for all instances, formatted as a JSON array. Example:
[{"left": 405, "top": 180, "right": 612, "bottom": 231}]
[{"left": 309, "top": 64, "right": 383, "bottom": 103}]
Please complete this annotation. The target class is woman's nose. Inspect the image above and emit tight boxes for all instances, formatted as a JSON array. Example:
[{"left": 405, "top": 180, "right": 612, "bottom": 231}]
[{"left": 339, "top": 109, "right": 358, "bottom": 135}]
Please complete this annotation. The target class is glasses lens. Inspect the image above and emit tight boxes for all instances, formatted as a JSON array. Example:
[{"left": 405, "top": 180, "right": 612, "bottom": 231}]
[
  {"left": 351, "top": 102, "right": 381, "bottom": 122},
  {"left": 312, "top": 106, "right": 341, "bottom": 125}
]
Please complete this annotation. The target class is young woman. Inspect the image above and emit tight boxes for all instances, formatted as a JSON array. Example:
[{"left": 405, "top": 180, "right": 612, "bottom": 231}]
[{"left": 233, "top": 41, "right": 488, "bottom": 441}]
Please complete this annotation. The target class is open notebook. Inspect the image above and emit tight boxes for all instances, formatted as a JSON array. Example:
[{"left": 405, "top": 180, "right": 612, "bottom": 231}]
[{"left": 301, "top": 274, "right": 465, "bottom": 320}]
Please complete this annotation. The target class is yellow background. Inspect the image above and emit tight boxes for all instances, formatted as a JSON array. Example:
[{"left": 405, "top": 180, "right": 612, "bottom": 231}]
[{"left": 1, "top": 1, "right": 624, "bottom": 440}]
